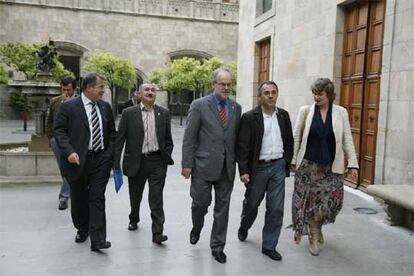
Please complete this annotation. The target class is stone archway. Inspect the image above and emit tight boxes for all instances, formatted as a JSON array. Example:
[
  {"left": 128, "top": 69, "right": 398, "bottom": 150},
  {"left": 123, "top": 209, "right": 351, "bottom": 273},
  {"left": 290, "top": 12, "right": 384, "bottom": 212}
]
[
  {"left": 51, "top": 40, "right": 88, "bottom": 80},
  {"left": 168, "top": 49, "right": 213, "bottom": 61}
]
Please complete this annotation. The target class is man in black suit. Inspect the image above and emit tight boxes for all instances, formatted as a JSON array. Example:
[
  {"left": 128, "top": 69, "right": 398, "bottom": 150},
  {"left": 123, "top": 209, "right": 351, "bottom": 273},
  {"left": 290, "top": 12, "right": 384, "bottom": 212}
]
[
  {"left": 114, "top": 83, "right": 174, "bottom": 244},
  {"left": 53, "top": 73, "right": 116, "bottom": 251},
  {"left": 123, "top": 89, "right": 140, "bottom": 109},
  {"left": 236, "top": 81, "right": 293, "bottom": 261}
]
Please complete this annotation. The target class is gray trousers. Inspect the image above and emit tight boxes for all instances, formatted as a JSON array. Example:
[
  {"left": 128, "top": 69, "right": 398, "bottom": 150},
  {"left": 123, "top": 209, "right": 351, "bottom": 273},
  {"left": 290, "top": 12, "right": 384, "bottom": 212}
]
[
  {"left": 190, "top": 165, "right": 234, "bottom": 251},
  {"left": 240, "top": 158, "right": 286, "bottom": 251},
  {"left": 50, "top": 137, "right": 70, "bottom": 201}
]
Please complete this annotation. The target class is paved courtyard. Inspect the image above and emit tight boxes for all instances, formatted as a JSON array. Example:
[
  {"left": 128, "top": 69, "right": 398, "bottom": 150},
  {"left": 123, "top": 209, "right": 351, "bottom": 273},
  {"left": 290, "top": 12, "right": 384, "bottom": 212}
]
[{"left": 0, "top": 118, "right": 413, "bottom": 276}]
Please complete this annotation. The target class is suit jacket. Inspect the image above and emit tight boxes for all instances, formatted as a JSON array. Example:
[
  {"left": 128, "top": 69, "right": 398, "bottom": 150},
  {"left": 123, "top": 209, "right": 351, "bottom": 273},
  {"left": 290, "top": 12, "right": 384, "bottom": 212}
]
[
  {"left": 46, "top": 95, "right": 64, "bottom": 139},
  {"left": 53, "top": 97, "right": 116, "bottom": 181},
  {"left": 236, "top": 106, "right": 294, "bottom": 179},
  {"left": 291, "top": 104, "right": 358, "bottom": 174},
  {"left": 114, "top": 104, "right": 174, "bottom": 177},
  {"left": 124, "top": 99, "right": 140, "bottom": 109},
  {"left": 182, "top": 94, "right": 241, "bottom": 182}
]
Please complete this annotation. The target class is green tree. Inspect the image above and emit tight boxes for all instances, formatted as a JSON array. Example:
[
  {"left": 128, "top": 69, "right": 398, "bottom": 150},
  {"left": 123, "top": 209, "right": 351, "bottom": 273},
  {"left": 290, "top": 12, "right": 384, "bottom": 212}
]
[
  {"left": 84, "top": 52, "right": 137, "bottom": 117},
  {"left": 0, "top": 65, "right": 8, "bottom": 84},
  {"left": 0, "top": 42, "right": 74, "bottom": 81},
  {"left": 0, "top": 42, "right": 38, "bottom": 79}
]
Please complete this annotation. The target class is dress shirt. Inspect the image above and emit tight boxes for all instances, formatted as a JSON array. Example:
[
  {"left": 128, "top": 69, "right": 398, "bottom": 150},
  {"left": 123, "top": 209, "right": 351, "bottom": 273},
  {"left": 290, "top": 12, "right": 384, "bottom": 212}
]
[
  {"left": 81, "top": 93, "right": 104, "bottom": 150},
  {"left": 141, "top": 102, "right": 159, "bottom": 154},
  {"left": 213, "top": 93, "right": 229, "bottom": 117},
  {"left": 259, "top": 108, "right": 284, "bottom": 161}
]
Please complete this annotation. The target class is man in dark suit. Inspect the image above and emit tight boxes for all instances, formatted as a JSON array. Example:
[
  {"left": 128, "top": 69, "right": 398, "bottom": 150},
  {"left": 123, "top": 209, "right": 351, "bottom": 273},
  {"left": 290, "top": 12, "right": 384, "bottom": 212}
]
[
  {"left": 182, "top": 69, "right": 241, "bottom": 263},
  {"left": 123, "top": 89, "right": 141, "bottom": 109},
  {"left": 46, "top": 76, "right": 77, "bottom": 210},
  {"left": 114, "top": 83, "right": 174, "bottom": 244},
  {"left": 53, "top": 73, "right": 115, "bottom": 251},
  {"left": 236, "top": 81, "right": 293, "bottom": 261}
]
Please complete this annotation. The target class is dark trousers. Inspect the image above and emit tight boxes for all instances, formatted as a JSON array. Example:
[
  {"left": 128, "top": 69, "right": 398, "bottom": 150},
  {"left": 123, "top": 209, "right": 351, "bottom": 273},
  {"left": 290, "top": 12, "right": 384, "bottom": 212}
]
[
  {"left": 240, "top": 158, "right": 286, "bottom": 250},
  {"left": 68, "top": 151, "right": 111, "bottom": 243},
  {"left": 190, "top": 164, "right": 234, "bottom": 251},
  {"left": 128, "top": 153, "right": 167, "bottom": 235},
  {"left": 50, "top": 137, "right": 70, "bottom": 201}
]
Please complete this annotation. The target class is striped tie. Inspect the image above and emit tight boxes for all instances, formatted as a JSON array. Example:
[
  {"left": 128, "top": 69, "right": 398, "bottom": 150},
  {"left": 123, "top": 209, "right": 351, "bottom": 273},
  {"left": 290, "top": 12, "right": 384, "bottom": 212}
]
[
  {"left": 219, "top": 101, "right": 227, "bottom": 128},
  {"left": 90, "top": 102, "right": 103, "bottom": 151}
]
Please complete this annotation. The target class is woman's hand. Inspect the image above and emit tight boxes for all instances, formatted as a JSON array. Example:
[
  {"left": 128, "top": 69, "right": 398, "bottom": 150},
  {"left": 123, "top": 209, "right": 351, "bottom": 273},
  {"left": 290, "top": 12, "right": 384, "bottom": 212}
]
[{"left": 346, "top": 168, "right": 358, "bottom": 178}]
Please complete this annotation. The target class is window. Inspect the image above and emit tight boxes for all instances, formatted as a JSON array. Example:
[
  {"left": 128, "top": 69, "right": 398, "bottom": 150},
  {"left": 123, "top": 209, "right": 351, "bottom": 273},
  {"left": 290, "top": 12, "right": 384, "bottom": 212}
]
[
  {"left": 257, "top": 38, "right": 271, "bottom": 83},
  {"left": 256, "top": 0, "right": 272, "bottom": 16}
]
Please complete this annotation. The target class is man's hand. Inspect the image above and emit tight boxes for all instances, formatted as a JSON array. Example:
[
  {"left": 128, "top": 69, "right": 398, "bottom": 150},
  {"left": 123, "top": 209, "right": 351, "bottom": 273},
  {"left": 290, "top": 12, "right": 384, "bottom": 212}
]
[
  {"left": 290, "top": 164, "right": 296, "bottom": 173},
  {"left": 181, "top": 168, "right": 192, "bottom": 179},
  {"left": 240, "top": 174, "right": 250, "bottom": 184},
  {"left": 67, "top": 152, "right": 80, "bottom": 165}
]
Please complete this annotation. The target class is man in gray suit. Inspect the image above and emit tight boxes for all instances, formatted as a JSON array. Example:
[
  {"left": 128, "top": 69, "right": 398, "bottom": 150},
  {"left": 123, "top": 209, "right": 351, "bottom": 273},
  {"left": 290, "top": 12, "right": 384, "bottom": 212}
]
[
  {"left": 182, "top": 68, "right": 241, "bottom": 263},
  {"left": 114, "top": 83, "right": 174, "bottom": 244}
]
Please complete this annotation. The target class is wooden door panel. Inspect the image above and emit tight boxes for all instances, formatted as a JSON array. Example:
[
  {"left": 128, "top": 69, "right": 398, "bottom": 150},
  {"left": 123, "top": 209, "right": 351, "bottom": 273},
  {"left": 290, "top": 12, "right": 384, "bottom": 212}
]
[{"left": 341, "top": 0, "right": 384, "bottom": 186}]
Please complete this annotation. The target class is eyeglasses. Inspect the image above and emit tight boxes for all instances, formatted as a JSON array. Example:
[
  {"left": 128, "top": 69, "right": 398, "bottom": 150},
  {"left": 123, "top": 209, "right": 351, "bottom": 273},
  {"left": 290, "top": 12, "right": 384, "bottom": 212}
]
[{"left": 215, "top": 82, "right": 232, "bottom": 88}]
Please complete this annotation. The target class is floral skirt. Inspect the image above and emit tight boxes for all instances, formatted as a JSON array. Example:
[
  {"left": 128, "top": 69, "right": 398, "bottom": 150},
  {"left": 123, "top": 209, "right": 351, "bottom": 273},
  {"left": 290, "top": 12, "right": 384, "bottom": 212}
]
[{"left": 292, "top": 159, "right": 344, "bottom": 238}]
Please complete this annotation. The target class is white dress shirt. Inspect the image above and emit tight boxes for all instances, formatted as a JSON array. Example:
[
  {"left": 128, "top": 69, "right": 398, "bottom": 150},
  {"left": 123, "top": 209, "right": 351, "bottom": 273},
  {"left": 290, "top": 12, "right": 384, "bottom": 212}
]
[
  {"left": 81, "top": 93, "right": 104, "bottom": 150},
  {"left": 259, "top": 109, "right": 284, "bottom": 161},
  {"left": 140, "top": 102, "right": 159, "bottom": 154}
]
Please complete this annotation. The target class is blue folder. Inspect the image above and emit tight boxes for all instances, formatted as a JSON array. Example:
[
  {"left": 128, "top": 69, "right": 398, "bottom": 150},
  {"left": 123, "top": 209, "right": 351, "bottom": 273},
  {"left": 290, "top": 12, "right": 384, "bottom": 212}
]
[{"left": 114, "top": 168, "right": 123, "bottom": 193}]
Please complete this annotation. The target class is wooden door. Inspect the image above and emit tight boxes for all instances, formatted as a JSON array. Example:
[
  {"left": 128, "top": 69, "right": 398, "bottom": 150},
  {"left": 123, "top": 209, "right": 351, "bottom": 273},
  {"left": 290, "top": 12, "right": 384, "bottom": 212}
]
[
  {"left": 258, "top": 39, "right": 271, "bottom": 84},
  {"left": 340, "top": 0, "right": 385, "bottom": 187}
]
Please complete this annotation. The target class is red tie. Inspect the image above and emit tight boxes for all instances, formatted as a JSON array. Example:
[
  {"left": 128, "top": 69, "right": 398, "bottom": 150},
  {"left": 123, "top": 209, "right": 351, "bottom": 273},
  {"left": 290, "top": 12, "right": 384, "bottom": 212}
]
[{"left": 219, "top": 101, "right": 227, "bottom": 127}]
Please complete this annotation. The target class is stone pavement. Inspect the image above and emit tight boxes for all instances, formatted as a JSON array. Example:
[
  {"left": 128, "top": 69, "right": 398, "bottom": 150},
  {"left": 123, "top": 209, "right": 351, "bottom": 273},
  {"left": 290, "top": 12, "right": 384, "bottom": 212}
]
[
  {"left": 0, "top": 118, "right": 413, "bottom": 276},
  {"left": 0, "top": 120, "right": 34, "bottom": 145}
]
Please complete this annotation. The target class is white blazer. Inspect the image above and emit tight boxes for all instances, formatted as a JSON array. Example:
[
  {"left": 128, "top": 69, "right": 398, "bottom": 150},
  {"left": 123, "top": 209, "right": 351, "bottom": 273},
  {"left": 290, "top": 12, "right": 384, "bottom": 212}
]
[{"left": 291, "top": 104, "right": 359, "bottom": 174}]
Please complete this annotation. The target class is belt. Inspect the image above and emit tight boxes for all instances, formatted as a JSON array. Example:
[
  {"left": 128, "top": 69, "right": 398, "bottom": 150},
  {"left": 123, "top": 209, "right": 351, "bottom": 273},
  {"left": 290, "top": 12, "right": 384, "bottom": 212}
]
[
  {"left": 143, "top": 150, "right": 160, "bottom": 157},
  {"left": 87, "top": 149, "right": 104, "bottom": 155},
  {"left": 258, "top": 157, "right": 283, "bottom": 164}
]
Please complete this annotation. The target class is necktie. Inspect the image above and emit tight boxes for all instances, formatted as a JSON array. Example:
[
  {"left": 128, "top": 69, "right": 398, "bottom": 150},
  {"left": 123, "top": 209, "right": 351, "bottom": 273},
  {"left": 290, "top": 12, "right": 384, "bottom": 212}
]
[
  {"left": 90, "top": 102, "right": 103, "bottom": 151},
  {"left": 219, "top": 101, "right": 227, "bottom": 127}
]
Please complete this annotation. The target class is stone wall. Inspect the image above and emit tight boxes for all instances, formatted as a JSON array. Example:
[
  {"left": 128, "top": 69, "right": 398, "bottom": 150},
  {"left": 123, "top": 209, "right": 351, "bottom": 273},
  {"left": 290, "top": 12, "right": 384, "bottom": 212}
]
[{"left": 375, "top": 0, "right": 414, "bottom": 184}]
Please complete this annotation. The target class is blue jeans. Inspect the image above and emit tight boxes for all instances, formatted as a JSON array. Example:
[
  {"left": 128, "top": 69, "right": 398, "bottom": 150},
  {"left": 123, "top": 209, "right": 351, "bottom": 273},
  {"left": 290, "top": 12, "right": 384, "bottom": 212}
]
[{"left": 240, "top": 158, "right": 286, "bottom": 250}]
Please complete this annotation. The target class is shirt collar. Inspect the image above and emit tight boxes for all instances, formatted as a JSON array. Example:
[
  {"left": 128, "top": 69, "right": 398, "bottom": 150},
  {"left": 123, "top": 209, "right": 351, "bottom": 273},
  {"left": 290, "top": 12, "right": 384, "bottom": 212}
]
[
  {"left": 213, "top": 93, "right": 228, "bottom": 106},
  {"left": 261, "top": 106, "right": 278, "bottom": 118},
  {"left": 140, "top": 102, "right": 154, "bottom": 111},
  {"left": 81, "top": 93, "right": 93, "bottom": 106}
]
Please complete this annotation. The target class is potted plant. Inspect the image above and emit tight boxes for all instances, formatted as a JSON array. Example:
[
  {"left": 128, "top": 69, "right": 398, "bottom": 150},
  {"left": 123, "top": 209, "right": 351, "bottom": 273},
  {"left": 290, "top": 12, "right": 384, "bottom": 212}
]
[{"left": 10, "top": 92, "right": 31, "bottom": 130}]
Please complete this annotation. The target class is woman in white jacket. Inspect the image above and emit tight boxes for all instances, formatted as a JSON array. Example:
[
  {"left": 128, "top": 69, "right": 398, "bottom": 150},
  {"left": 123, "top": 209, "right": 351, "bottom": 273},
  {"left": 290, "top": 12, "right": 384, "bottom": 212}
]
[{"left": 291, "top": 78, "right": 358, "bottom": 256}]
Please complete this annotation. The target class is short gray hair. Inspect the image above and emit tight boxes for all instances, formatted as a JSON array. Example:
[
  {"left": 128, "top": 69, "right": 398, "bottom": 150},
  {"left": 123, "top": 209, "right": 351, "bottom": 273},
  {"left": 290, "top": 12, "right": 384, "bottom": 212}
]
[
  {"left": 211, "top": 68, "right": 231, "bottom": 83},
  {"left": 139, "top": 82, "right": 159, "bottom": 91},
  {"left": 310, "top": 77, "right": 336, "bottom": 103}
]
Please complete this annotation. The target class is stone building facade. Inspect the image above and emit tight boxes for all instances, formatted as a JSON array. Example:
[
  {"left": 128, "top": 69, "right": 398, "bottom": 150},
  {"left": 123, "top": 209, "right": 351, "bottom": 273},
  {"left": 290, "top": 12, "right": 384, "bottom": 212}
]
[
  {"left": 0, "top": 0, "right": 239, "bottom": 117},
  {"left": 237, "top": 0, "right": 413, "bottom": 187}
]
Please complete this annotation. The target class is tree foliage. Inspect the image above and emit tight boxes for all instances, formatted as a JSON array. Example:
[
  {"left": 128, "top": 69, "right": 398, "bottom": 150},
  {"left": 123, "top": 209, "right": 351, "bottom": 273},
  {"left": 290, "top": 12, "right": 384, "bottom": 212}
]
[
  {"left": 84, "top": 52, "right": 137, "bottom": 91},
  {"left": 0, "top": 42, "right": 73, "bottom": 81},
  {"left": 0, "top": 65, "right": 8, "bottom": 84},
  {"left": 84, "top": 52, "right": 137, "bottom": 116},
  {"left": 150, "top": 56, "right": 237, "bottom": 96}
]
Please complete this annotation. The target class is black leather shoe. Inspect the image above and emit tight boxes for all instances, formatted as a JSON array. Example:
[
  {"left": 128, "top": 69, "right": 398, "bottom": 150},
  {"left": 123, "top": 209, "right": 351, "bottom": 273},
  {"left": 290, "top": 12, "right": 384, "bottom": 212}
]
[
  {"left": 238, "top": 227, "right": 248, "bottom": 241},
  {"left": 91, "top": 240, "right": 111, "bottom": 251},
  {"left": 189, "top": 228, "right": 200, "bottom": 245},
  {"left": 74, "top": 232, "right": 88, "bottom": 243},
  {"left": 128, "top": 222, "right": 138, "bottom": 231},
  {"left": 152, "top": 234, "right": 168, "bottom": 244},
  {"left": 262, "top": 249, "right": 282, "bottom": 261},
  {"left": 212, "top": 250, "right": 227, "bottom": 263},
  {"left": 58, "top": 200, "right": 68, "bottom": 210}
]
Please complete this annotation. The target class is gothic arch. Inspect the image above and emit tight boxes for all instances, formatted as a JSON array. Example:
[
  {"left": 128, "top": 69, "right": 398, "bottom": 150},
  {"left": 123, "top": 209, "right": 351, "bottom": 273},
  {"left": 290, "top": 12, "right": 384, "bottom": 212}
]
[
  {"left": 52, "top": 40, "right": 88, "bottom": 56},
  {"left": 168, "top": 49, "right": 213, "bottom": 61}
]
